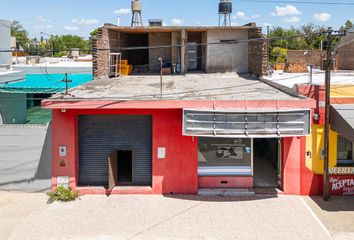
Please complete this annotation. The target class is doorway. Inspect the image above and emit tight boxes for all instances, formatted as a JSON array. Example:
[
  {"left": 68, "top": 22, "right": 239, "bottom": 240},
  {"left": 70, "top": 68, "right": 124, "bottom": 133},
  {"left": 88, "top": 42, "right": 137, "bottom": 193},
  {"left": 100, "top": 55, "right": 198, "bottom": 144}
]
[
  {"left": 187, "top": 32, "right": 205, "bottom": 71},
  {"left": 117, "top": 150, "right": 133, "bottom": 184},
  {"left": 253, "top": 139, "right": 281, "bottom": 188}
]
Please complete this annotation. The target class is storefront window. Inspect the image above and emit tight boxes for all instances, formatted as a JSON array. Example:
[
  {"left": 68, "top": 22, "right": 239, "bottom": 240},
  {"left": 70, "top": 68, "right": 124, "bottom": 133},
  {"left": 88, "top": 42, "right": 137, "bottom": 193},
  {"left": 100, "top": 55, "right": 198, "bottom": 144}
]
[
  {"left": 337, "top": 135, "right": 354, "bottom": 166},
  {"left": 198, "top": 138, "right": 252, "bottom": 176}
]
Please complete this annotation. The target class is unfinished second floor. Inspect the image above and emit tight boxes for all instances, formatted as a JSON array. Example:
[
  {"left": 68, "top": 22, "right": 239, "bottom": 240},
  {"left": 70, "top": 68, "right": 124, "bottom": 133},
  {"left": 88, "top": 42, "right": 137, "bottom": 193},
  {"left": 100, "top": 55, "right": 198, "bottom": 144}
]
[{"left": 92, "top": 24, "right": 268, "bottom": 78}]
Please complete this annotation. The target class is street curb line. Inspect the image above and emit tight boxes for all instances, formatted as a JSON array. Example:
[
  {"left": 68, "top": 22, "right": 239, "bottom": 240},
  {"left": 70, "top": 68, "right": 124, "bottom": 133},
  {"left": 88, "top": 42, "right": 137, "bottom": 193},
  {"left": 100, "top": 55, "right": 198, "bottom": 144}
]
[{"left": 300, "top": 197, "right": 333, "bottom": 240}]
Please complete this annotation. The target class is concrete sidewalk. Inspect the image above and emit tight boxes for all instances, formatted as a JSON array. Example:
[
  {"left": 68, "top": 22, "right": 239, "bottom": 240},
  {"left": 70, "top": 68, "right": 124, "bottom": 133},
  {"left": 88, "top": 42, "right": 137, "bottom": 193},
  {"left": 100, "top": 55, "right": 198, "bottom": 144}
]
[
  {"left": 0, "top": 192, "right": 348, "bottom": 240},
  {"left": 303, "top": 196, "right": 354, "bottom": 240}
]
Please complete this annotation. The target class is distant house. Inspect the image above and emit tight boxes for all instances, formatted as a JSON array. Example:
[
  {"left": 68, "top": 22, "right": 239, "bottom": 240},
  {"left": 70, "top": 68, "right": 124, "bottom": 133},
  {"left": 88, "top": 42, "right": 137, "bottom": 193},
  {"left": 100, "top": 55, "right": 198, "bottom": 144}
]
[
  {"left": 0, "top": 72, "right": 93, "bottom": 124},
  {"left": 285, "top": 34, "right": 354, "bottom": 71},
  {"left": 335, "top": 33, "right": 354, "bottom": 70}
]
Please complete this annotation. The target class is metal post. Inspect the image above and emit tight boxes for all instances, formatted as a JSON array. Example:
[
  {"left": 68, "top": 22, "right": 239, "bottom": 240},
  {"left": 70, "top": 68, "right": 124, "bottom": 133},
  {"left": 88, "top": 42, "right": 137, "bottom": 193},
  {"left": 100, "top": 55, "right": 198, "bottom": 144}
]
[
  {"left": 158, "top": 57, "right": 163, "bottom": 99},
  {"left": 308, "top": 64, "right": 313, "bottom": 84},
  {"left": 65, "top": 73, "right": 69, "bottom": 95},
  {"left": 323, "top": 28, "right": 333, "bottom": 201},
  {"left": 62, "top": 73, "right": 72, "bottom": 96}
]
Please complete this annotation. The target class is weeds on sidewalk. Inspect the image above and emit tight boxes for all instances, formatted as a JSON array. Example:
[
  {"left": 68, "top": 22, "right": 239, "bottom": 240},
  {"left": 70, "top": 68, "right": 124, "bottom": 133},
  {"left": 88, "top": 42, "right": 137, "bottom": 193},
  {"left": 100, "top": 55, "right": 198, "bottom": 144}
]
[{"left": 47, "top": 186, "right": 80, "bottom": 203}]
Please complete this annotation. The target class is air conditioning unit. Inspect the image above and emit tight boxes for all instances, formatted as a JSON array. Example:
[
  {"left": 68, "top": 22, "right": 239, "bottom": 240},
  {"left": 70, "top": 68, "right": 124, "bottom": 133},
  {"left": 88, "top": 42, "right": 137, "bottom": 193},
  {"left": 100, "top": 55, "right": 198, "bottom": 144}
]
[{"left": 148, "top": 19, "right": 163, "bottom": 27}]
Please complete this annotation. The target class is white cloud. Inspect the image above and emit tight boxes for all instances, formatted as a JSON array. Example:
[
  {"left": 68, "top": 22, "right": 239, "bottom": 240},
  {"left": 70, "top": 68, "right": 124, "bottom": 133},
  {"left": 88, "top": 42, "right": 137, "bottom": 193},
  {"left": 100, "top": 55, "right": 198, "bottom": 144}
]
[
  {"left": 37, "top": 16, "right": 50, "bottom": 23},
  {"left": 233, "top": 11, "right": 246, "bottom": 19},
  {"left": 34, "top": 24, "right": 53, "bottom": 29},
  {"left": 313, "top": 13, "right": 331, "bottom": 22},
  {"left": 64, "top": 25, "right": 79, "bottom": 31},
  {"left": 72, "top": 18, "right": 98, "bottom": 25},
  {"left": 272, "top": 5, "right": 301, "bottom": 17},
  {"left": 114, "top": 8, "right": 130, "bottom": 15},
  {"left": 30, "top": 16, "right": 53, "bottom": 31},
  {"left": 283, "top": 16, "right": 301, "bottom": 24},
  {"left": 232, "top": 11, "right": 260, "bottom": 21},
  {"left": 170, "top": 18, "right": 185, "bottom": 26}
]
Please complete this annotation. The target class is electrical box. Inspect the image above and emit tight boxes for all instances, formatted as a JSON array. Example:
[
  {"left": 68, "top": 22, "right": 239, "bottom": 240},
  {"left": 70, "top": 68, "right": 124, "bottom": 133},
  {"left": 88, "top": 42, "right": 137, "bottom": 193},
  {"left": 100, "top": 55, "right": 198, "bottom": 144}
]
[
  {"left": 158, "top": 147, "right": 166, "bottom": 159},
  {"left": 57, "top": 176, "right": 69, "bottom": 188},
  {"left": 59, "top": 146, "right": 67, "bottom": 157}
]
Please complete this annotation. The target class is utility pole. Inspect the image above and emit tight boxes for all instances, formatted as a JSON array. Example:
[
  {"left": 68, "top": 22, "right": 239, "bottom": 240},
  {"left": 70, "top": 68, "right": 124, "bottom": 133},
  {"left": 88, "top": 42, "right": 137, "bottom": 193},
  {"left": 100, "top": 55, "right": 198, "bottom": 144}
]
[
  {"left": 323, "top": 28, "right": 346, "bottom": 201},
  {"left": 40, "top": 32, "right": 54, "bottom": 57},
  {"left": 158, "top": 57, "right": 163, "bottom": 99},
  {"left": 323, "top": 28, "right": 333, "bottom": 201}
]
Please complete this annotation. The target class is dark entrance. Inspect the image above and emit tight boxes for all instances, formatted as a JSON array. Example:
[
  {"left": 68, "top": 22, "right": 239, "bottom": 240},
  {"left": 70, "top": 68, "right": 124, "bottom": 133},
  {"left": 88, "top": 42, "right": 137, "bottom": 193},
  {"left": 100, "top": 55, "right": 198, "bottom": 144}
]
[
  {"left": 121, "top": 33, "right": 149, "bottom": 70},
  {"left": 117, "top": 150, "right": 133, "bottom": 184},
  {"left": 253, "top": 138, "right": 281, "bottom": 188}
]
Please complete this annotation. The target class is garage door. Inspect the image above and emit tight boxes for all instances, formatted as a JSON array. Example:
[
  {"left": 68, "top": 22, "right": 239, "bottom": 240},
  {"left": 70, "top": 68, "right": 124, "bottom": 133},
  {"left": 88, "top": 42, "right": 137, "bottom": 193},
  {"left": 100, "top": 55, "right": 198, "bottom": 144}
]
[{"left": 78, "top": 115, "right": 152, "bottom": 187}]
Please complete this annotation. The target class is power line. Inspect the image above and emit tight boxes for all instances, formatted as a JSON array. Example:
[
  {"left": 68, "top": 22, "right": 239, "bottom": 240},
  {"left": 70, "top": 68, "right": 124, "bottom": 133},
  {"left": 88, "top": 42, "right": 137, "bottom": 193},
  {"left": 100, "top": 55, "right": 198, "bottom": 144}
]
[
  {"left": 3, "top": 30, "right": 337, "bottom": 54},
  {"left": 240, "top": 0, "right": 354, "bottom": 5}
]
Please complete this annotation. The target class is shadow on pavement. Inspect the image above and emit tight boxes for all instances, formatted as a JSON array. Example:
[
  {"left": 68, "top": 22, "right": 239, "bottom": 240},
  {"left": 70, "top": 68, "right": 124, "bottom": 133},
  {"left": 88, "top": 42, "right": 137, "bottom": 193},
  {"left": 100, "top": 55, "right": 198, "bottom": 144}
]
[{"left": 309, "top": 196, "right": 354, "bottom": 212}]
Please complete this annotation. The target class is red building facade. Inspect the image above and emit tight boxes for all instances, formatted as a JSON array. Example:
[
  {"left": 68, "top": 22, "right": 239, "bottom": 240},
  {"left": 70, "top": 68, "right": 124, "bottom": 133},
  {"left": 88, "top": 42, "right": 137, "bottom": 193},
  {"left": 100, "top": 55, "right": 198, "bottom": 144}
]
[{"left": 44, "top": 97, "right": 317, "bottom": 195}]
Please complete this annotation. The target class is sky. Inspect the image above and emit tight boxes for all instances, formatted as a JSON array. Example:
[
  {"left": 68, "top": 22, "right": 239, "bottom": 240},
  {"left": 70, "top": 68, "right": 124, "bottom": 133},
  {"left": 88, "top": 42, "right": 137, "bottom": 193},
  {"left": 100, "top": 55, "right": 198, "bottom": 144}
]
[{"left": 2, "top": 0, "right": 354, "bottom": 38}]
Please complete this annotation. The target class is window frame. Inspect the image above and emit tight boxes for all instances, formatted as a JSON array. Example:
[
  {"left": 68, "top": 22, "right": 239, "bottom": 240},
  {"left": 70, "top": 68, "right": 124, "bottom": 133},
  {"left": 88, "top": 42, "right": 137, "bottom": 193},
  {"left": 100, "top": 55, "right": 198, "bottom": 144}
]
[
  {"left": 336, "top": 135, "right": 354, "bottom": 167},
  {"left": 197, "top": 137, "right": 254, "bottom": 176}
]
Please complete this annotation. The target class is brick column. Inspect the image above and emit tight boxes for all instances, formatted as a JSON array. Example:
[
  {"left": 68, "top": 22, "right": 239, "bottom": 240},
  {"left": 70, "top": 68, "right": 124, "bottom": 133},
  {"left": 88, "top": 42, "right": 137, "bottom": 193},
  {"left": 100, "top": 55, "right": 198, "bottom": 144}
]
[
  {"left": 92, "top": 27, "right": 110, "bottom": 79},
  {"left": 248, "top": 28, "right": 268, "bottom": 77}
]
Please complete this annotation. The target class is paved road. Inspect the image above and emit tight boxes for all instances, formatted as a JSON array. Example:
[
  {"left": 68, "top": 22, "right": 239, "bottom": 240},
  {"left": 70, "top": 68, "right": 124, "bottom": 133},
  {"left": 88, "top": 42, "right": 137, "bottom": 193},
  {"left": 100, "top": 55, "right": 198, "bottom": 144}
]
[{"left": 0, "top": 192, "right": 350, "bottom": 240}]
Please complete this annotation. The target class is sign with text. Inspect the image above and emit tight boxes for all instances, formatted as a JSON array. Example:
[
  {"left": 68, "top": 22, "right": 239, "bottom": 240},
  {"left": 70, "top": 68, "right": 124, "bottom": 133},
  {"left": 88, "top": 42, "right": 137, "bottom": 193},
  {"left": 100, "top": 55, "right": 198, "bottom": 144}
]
[
  {"left": 329, "top": 167, "right": 354, "bottom": 175},
  {"left": 329, "top": 176, "right": 354, "bottom": 196}
]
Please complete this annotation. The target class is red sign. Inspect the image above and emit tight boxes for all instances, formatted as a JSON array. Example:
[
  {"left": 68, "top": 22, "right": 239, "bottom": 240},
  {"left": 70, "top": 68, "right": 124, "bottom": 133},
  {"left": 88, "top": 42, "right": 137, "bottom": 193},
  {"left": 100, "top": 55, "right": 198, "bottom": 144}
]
[{"left": 329, "top": 176, "right": 354, "bottom": 196}]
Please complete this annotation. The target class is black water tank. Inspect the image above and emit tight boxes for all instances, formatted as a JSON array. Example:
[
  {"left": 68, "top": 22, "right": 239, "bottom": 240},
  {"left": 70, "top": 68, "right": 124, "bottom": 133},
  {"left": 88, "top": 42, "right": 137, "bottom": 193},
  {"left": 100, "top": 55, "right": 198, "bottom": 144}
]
[{"left": 219, "top": 0, "right": 232, "bottom": 14}]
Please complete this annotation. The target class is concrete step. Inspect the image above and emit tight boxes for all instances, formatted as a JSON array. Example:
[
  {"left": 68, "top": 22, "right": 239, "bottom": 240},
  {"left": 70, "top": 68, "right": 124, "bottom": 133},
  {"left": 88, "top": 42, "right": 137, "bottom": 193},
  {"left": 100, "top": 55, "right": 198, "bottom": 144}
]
[{"left": 198, "top": 188, "right": 255, "bottom": 197}]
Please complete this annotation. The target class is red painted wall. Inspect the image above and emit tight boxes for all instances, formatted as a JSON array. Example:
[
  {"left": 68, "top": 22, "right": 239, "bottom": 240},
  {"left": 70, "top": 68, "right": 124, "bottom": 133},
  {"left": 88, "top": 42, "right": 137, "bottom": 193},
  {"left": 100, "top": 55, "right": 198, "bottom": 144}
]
[
  {"left": 52, "top": 110, "right": 78, "bottom": 190},
  {"left": 299, "top": 135, "right": 323, "bottom": 196},
  {"left": 51, "top": 109, "right": 198, "bottom": 194},
  {"left": 282, "top": 137, "right": 302, "bottom": 195},
  {"left": 281, "top": 136, "right": 323, "bottom": 195},
  {"left": 199, "top": 176, "right": 253, "bottom": 188},
  {"left": 51, "top": 108, "right": 312, "bottom": 195}
]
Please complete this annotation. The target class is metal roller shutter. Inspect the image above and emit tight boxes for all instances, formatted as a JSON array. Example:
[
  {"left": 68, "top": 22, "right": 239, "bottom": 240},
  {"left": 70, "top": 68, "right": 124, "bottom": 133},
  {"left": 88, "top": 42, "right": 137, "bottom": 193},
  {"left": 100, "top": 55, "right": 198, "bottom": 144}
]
[{"left": 78, "top": 115, "right": 152, "bottom": 187}]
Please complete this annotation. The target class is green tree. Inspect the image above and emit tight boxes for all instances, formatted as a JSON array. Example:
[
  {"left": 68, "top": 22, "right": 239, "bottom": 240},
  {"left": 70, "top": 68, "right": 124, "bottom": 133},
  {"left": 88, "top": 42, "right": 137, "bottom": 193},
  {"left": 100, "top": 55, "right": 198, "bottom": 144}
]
[
  {"left": 90, "top": 28, "right": 99, "bottom": 38},
  {"left": 342, "top": 20, "right": 353, "bottom": 31},
  {"left": 48, "top": 35, "right": 91, "bottom": 57},
  {"left": 267, "top": 23, "right": 336, "bottom": 63},
  {"left": 10, "top": 21, "right": 29, "bottom": 50}
]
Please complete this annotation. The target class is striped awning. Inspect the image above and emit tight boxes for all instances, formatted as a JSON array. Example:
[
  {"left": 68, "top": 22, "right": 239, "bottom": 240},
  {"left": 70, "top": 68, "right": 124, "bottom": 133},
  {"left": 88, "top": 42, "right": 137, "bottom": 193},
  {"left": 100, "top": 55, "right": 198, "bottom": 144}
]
[{"left": 183, "top": 109, "right": 311, "bottom": 138}]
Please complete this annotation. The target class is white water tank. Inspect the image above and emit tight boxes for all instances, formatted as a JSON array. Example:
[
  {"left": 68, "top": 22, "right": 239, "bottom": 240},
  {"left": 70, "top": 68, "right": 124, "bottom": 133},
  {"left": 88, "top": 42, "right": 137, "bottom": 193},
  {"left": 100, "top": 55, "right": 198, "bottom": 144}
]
[{"left": 0, "top": 19, "right": 12, "bottom": 66}]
